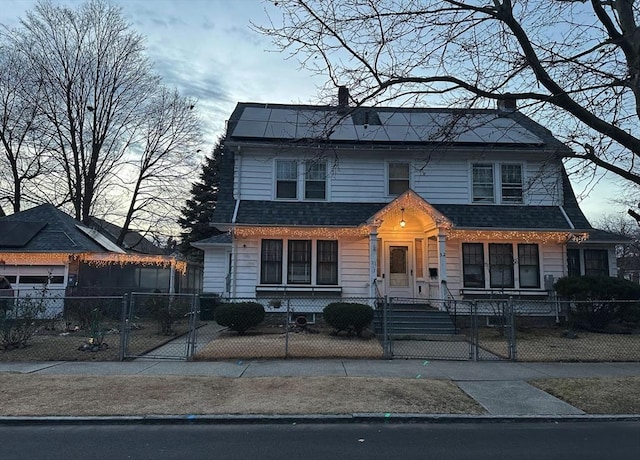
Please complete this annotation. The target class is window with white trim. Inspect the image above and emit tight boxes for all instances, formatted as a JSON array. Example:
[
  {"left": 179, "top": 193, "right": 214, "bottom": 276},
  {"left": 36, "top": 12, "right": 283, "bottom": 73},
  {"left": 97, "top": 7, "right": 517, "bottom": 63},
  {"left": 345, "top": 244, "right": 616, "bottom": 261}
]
[
  {"left": 388, "top": 162, "right": 410, "bottom": 195},
  {"left": 304, "top": 161, "right": 326, "bottom": 200},
  {"left": 518, "top": 244, "right": 540, "bottom": 288},
  {"left": 317, "top": 240, "right": 338, "bottom": 285},
  {"left": 489, "top": 243, "right": 514, "bottom": 288},
  {"left": 462, "top": 242, "right": 541, "bottom": 289},
  {"left": 584, "top": 249, "right": 609, "bottom": 277},
  {"left": 261, "top": 239, "right": 283, "bottom": 284},
  {"left": 501, "top": 164, "right": 523, "bottom": 203},
  {"left": 276, "top": 160, "right": 297, "bottom": 199},
  {"left": 288, "top": 240, "right": 311, "bottom": 284},
  {"left": 260, "top": 239, "right": 339, "bottom": 286},
  {"left": 462, "top": 243, "right": 485, "bottom": 288},
  {"left": 472, "top": 163, "right": 495, "bottom": 203},
  {"left": 472, "top": 162, "right": 524, "bottom": 204}
]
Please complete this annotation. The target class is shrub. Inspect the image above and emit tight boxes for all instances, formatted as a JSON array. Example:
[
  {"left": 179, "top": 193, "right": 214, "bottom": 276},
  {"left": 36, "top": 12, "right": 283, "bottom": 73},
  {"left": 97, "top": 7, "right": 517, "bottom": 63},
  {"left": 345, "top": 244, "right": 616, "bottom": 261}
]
[
  {"left": 144, "top": 293, "right": 191, "bottom": 335},
  {"left": 64, "top": 297, "right": 122, "bottom": 330},
  {"left": 554, "top": 276, "right": 640, "bottom": 329},
  {"left": 323, "top": 302, "right": 374, "bottom": 336},
  {"left": 214, "top": 302, "right": 265, "bottom": 334},
  {"left": 0, "top": 294, "right": 47, "bottom": 349}
]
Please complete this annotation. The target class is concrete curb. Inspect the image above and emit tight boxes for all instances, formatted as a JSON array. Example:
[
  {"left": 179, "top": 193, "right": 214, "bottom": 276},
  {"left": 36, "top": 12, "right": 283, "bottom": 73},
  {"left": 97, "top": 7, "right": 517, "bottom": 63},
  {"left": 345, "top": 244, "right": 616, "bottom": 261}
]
[{"left": 0, "top": 413, "right": 638, "bottom": 426}]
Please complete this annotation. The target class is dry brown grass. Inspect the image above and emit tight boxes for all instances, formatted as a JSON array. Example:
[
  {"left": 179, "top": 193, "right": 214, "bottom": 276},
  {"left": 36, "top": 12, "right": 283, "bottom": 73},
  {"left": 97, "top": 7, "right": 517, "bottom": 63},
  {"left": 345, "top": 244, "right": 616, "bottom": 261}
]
[
  {"left": 0, "top": 374, "right": 483, "bottom": 416},
  {"left": 0, "top": 320, "right": 191, "bottom": 361},
  {"left": 530, "top": 376, "right": 640, "bottom": 414},
  {"left": 473, "top": 328, "right": 640, "bottom": 362},
  {"left": 194, "top": 329, "right": 384, "bottom": 360}
]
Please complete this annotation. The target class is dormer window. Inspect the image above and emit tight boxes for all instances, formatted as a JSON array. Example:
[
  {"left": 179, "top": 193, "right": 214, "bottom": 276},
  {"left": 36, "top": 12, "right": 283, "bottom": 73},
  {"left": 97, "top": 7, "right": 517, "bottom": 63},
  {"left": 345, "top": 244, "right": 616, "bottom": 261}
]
[{"left": 276, "top": 160, "right": 297, "bottom": 199}]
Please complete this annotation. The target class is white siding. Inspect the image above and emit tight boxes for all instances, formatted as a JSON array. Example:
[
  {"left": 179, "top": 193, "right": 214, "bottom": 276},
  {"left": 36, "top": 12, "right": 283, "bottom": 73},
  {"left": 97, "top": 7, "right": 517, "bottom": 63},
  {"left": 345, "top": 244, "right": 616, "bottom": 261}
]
[
  {"left": 234, "top": 239, "right": 260, "bottom": 298},
  {"left": 201, "top": 247, "right": 229, "bottom": 295},
  {"left": 541, "top": 243, "right": 566, "bottom": 284},
  {"left": 339, "top": 236, "right": 370, "bottom": 297},
  {"left": 236, "top": 149, "right": 563, "bottom": 206}
]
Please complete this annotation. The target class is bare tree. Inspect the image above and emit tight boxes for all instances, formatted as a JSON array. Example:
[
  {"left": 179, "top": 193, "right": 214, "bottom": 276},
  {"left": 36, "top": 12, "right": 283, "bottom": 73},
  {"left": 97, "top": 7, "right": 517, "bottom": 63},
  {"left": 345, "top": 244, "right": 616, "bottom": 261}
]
[
  {"left": 0, "top": 0, "right": 202, "bottom": 242},
  {"left": 257, "top": 0, "right": 640, "bottom": 187},
  {"left": 114, "top": 88, "right": 201, "bottom": 246},
  {"left": 5, "top": 0, "right": 158, "bottom": 222},
  {"left": 0, "top": 43, "right": 49, "bottom": 213}
]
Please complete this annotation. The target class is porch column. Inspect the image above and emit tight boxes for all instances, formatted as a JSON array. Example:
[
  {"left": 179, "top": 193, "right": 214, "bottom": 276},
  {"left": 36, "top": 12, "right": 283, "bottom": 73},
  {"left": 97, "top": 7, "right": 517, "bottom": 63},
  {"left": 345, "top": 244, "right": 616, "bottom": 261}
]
[
  {"left": 369, "top": 226, "right": 379, "bottom": 299},
  {"left": 437, "top": 231, "right": 448, "bottom": 300}
]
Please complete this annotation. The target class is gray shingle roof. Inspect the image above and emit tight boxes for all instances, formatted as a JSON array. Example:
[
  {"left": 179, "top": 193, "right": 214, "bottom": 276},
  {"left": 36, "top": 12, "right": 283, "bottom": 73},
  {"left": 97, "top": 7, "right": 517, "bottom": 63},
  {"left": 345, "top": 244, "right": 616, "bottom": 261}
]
[
  {"left": 236, "top": 201, "right": 386, "bottom": 226},
  {"left": 193, "top": 233, "right": 232, "bottom": 245},
  {"left": 0, "top": 204, "right": 106, "bottom": 253}
]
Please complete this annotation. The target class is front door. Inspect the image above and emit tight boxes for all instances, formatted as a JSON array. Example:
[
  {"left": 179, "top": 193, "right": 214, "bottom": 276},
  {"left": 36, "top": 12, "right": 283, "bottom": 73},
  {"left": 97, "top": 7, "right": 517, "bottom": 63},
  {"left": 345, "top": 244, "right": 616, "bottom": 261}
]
[{"left": 385, "top": 242, "right": 414, "bottom": 299}]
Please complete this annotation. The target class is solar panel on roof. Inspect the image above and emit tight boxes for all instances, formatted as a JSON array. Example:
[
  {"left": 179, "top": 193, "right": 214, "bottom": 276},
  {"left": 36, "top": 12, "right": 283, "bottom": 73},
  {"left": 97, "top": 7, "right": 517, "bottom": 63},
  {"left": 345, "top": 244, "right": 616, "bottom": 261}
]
[
  {"left": 233, "top": 106, "right": 544, "bottom": 144},
  {"left": 75, "top": 224, "right": 126, "bottom": 253},
  {"left": 0, "top": 221, "right": 46, "bottom": 248}
]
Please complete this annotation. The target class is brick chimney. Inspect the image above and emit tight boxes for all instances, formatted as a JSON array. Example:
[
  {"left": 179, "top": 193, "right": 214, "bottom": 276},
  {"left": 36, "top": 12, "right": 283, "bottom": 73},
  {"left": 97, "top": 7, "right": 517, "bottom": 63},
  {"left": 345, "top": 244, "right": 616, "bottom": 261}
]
[
  {"left": 497, "top": 96, "right": 517, "bottom": 112},
  {"left": 338, "top": 86, "right": 349, "bottom": 107}
]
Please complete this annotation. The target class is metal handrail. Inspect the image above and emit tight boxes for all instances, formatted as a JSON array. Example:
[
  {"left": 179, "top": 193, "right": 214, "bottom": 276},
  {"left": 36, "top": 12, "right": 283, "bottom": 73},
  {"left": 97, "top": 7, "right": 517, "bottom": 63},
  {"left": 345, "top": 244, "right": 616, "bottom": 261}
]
[{"left": 441, "top": 280, "right": 458, "bottom": 332}]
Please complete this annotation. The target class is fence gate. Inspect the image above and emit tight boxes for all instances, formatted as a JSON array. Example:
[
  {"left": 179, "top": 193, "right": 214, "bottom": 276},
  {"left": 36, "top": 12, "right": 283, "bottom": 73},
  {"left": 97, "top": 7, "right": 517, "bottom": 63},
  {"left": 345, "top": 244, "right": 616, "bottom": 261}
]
[
  {"left": 122, "top": 292, "right": 198, "bottom": 360},
  {"left": 472, "top": 299, "right": 516, "bottom": 361}
]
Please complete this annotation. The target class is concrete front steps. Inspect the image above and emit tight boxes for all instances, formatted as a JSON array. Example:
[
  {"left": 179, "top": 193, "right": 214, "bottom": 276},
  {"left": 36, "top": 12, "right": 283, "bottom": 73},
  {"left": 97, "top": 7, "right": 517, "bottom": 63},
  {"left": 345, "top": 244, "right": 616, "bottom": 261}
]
[{"left": 373, "top": 304, "right": 457, "bottom": 336}]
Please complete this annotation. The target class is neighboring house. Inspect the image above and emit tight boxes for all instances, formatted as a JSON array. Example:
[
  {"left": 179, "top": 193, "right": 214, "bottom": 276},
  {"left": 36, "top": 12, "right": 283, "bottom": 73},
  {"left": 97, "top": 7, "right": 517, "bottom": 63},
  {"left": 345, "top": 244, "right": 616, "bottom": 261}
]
[
  {"left": 193, "top": 93, "right": 624, "bottom": 307},
  {"left": 0, "top": 204, "right": 191, "bottom": 299}
]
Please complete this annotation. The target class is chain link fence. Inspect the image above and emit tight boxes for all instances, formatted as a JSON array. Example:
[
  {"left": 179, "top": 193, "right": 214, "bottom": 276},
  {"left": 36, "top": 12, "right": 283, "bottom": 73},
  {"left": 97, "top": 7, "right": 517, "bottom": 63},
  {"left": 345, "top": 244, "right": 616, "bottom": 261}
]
[
  {"left": 191, "top": 297, "right": 383, "bottom": 360},
  {"left": 1, "top": 292, "right": 638, "bottom": 362}
]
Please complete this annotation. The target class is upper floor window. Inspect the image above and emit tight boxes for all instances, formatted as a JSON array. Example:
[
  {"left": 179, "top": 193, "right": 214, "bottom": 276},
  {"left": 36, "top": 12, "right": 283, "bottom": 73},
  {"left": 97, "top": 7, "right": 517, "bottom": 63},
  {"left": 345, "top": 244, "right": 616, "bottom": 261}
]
[
  {"left": 501, "top": 164, "right": 523, "bottom": 203},
  {"left": 472, "top": 163, "right": 495, "bottom": 203},
  {"left": 472, "top": 163, "right": 524, "bottom": 204},
  {"left": 388, "top": 162, "right": 410, "bottom": 195},
  {"left": 305, "top": 161, "right": 326, "bottom": 200},
  {"left": 276, "top": 160, "right": 297, "bottom": 199}
]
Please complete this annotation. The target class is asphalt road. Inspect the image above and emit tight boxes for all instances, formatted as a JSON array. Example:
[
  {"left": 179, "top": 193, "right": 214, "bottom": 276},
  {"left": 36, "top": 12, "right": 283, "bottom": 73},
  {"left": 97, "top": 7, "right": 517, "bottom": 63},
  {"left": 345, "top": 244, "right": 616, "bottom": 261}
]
[{"left": 0, "top": 421, "right": 638, "bottom": 459}]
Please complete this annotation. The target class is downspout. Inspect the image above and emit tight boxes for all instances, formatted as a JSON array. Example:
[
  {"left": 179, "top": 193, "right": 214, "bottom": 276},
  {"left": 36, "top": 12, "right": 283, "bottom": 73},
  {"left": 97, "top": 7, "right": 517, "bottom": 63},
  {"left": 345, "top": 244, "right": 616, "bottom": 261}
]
[{"left": 231, "top": 147, "right": 242, "bottom": 298}]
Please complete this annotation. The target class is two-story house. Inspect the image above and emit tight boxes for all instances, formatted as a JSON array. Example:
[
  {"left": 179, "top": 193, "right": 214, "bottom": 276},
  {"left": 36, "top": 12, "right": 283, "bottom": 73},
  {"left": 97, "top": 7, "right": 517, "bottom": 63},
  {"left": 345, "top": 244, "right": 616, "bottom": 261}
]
[{"left": 194, "top": 95, "right": 622, "bottom": 309}]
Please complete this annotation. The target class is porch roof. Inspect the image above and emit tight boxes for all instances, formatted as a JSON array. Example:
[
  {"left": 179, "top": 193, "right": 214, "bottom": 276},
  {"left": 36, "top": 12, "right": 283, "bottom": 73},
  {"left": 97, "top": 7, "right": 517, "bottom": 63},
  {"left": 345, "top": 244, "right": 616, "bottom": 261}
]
[{"left": 230, "top": 200, "right": 584, "bottom": 231}]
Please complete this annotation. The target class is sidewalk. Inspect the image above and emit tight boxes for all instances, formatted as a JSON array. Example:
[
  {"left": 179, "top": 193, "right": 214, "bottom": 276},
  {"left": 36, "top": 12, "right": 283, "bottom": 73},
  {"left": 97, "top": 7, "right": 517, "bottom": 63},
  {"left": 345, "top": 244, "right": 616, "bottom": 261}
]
[{"left": 1, "top": 359, "right": 639, "bottom": 418}]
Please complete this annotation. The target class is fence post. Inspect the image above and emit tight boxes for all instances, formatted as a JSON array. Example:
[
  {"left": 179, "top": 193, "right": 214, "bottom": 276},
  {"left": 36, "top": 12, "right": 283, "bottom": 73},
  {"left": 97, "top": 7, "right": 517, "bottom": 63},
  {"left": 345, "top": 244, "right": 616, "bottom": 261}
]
[
  {"left": 382, "top": 295, "right": 391, "bottom": 359},
  {"left": 186, "top": 294, "right": 198, "bottom": 360},
  {"left": 508, "top": 297, "right": 517, "bottom": 362},
  {"left": 118, "top": 293, "right": 128, "bottom": 361},
  {"left": 470, "top": 301, "right": 478, "bottom": 361},
  {"left": 285, "top": 298, "right": 290, "bottom": 359}
]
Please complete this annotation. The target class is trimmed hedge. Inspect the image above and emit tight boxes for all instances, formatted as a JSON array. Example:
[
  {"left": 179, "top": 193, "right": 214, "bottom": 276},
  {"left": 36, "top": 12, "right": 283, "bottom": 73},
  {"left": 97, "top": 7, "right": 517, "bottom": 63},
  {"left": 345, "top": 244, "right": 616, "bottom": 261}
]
[
  {"left": 323, "top": 302, "right": 374, "bottom": 336},
  {"left": 214, "top": 302, "right": 265, "bottom": 334},
  {"left": 554, "top": 276, "right": 640, "bottom": 329}
]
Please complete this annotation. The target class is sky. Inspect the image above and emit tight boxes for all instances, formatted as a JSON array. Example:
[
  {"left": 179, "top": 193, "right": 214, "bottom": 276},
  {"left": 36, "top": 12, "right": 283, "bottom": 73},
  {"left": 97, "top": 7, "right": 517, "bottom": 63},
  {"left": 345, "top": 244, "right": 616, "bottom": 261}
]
[{"left": 0, "top": 0, "right": 628, "bottom": 224}]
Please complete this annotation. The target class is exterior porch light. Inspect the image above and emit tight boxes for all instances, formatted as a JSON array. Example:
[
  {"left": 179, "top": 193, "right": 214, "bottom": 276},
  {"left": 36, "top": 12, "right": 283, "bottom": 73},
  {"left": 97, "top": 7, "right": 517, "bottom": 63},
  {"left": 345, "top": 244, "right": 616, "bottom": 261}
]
[{"left": 400, "top": 208, "right": 406, "bottom": 228}]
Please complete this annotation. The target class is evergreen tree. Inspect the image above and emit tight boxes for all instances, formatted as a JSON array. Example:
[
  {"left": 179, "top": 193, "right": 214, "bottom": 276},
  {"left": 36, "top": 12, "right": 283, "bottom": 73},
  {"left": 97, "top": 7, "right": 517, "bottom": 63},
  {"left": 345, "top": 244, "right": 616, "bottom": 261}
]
[{"left": 178, "top": 135, "right": 224, "bottom": 259}]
